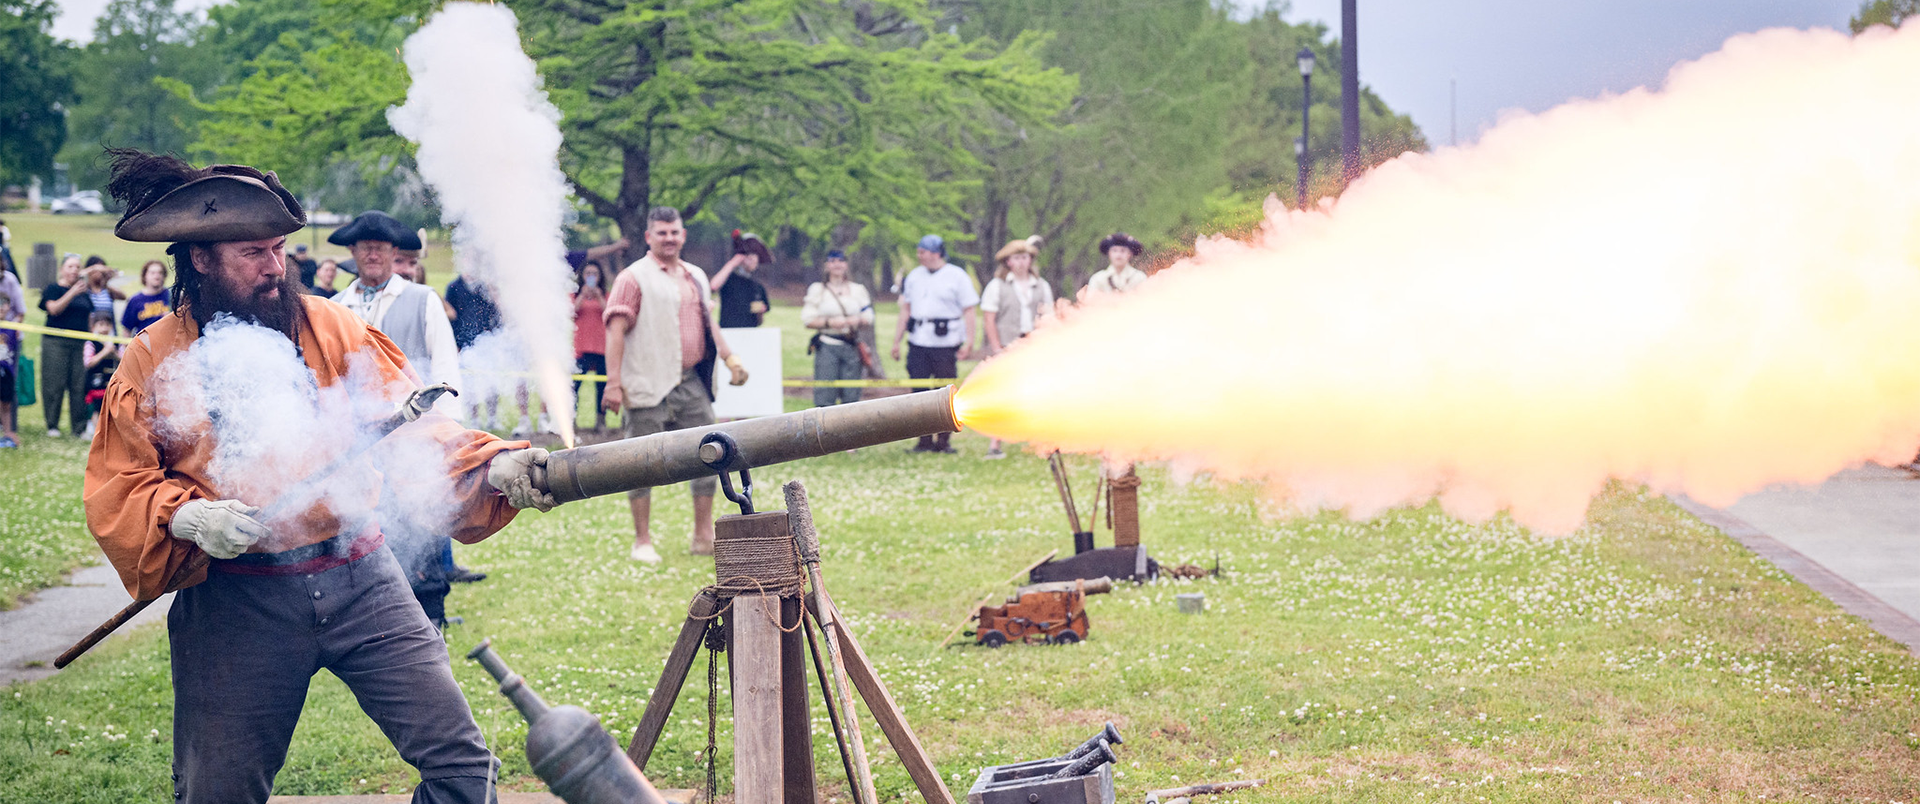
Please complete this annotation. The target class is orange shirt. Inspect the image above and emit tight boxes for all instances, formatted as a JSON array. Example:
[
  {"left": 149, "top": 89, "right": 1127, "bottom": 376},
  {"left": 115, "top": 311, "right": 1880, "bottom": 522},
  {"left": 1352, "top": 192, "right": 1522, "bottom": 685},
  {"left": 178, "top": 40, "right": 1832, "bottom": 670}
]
[{"left": 83, "top": 297, "right": 523, "bottom": 600}]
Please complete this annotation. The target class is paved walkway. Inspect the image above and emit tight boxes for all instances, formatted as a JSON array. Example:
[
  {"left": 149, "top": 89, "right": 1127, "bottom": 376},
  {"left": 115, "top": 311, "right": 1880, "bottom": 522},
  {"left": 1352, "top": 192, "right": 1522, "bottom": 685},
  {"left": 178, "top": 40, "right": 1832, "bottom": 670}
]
[
  {"left": 0, "top": 560, "right": 171, "bottom": 685},
  {"left": 1675, "top": 464, "right": 1920, "bottom": 655}
]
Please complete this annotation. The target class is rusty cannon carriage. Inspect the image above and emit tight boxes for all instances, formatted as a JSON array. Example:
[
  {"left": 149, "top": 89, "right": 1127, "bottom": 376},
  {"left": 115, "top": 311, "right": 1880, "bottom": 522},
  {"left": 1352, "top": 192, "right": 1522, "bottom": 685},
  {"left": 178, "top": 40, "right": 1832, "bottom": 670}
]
[{"left": 970, "top": 577, "right": 1114, "bottom": 647}]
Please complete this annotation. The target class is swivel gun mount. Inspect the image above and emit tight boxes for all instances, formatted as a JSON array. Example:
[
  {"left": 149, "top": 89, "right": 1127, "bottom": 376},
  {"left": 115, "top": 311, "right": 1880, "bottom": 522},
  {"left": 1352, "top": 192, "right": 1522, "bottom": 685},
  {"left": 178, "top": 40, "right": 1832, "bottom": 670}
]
[{"left": 530, "top": 386, "right": 960, "bottom": 503}]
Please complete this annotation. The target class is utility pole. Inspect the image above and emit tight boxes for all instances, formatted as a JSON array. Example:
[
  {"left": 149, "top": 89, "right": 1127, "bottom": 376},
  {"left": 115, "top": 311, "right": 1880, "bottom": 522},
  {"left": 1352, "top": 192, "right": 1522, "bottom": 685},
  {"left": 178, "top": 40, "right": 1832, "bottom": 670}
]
[
  {"left": 1341, "top": 0, "right": 1360, "bottom": 183},
  {"left": 1296, "top": 47, "right": 1315, "bottom": 209}
]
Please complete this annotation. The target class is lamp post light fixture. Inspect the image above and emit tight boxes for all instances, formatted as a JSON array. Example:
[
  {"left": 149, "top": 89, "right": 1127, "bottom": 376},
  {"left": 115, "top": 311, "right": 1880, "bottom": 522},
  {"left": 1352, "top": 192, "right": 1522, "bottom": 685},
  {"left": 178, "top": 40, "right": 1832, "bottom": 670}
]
[
  {"left": 1293, "top": 136, "right": 1307, "bottom": 208},
  {"left": 1296, "top": 46, "right": 1315, "bottom": 209}
]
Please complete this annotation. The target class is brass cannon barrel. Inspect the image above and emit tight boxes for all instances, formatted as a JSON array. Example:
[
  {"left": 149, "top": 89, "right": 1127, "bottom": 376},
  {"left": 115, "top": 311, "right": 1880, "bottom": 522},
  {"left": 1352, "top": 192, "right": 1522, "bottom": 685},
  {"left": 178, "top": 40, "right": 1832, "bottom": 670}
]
[{"left": 533, "top": 386, "right": 960, "bottom": 504}]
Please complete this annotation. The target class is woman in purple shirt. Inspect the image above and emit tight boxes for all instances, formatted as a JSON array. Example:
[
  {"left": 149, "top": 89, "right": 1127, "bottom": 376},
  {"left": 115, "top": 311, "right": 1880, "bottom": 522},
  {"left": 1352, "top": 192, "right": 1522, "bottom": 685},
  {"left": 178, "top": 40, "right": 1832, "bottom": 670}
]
[{"left": 120, "top": 259, "right": 171, "bottom": 334}]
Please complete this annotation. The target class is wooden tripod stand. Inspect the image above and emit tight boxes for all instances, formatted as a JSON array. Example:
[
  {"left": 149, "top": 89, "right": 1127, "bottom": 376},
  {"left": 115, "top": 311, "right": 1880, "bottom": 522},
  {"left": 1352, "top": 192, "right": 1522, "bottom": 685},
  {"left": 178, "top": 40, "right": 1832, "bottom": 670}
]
[{"left": 624, "top": 482, "right": 955, "bottom": 804}]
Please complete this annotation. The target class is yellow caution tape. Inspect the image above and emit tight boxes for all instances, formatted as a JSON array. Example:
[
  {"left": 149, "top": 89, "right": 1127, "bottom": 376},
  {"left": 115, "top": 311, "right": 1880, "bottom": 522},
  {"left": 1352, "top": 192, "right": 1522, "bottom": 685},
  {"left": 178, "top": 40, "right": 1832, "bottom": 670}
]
[
  {"left": 470, "top": 368, "right": 957, "bottom": 388},
  {"left": 0, "top": 324, "right": 964, "bottom": 387},
  {"left": 0, "top": 319, "right": 135, "bottom": 345},
  {"left": 777, "top": 378, "right": 953, "bottom": 388}
]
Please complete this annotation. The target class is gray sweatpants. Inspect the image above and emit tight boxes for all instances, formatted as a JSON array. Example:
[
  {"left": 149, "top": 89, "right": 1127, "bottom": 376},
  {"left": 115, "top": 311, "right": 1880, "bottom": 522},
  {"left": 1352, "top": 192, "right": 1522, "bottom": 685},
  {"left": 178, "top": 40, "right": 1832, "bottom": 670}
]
[
  {"left": 812, "top": 340, "right": 863, "bottom": 407},
  {"left": 40, "top": 335, "right": 86, "bottom": 433},
  {"left": 168, "top": 543, "right": 496, "bottom": 803}
]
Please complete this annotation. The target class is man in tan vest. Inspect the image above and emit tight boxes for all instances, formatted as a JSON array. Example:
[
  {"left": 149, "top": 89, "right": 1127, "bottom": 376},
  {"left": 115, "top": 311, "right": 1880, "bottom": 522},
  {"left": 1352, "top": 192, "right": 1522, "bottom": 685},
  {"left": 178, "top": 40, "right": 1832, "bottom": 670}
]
[{"left": 602, "top": 206, "right": 748, "bottom": 563}]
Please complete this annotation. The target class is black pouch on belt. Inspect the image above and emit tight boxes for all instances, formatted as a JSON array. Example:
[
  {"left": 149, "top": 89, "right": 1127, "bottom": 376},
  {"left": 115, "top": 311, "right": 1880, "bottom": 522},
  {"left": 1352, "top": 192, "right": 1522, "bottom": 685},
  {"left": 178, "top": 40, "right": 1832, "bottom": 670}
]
[{"left": 932, "top": 319, "right": 950, "bottom": 337}]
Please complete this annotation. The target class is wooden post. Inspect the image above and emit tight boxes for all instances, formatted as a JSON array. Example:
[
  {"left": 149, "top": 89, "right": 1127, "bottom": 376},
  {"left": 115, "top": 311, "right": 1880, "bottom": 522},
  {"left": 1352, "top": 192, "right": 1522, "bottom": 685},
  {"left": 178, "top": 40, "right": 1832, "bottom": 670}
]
[
  {"left": 1109, "top": 468, "right": 1141, "bottom": 548},
  {"left": 733, "top": 596, "right": 785, "bottom": 804},
  {"left": 781, "top": 596, "right": 818, "bottom": 804},
  {"left": 720, "top": 511, "right": 799, "bottom": 804}
]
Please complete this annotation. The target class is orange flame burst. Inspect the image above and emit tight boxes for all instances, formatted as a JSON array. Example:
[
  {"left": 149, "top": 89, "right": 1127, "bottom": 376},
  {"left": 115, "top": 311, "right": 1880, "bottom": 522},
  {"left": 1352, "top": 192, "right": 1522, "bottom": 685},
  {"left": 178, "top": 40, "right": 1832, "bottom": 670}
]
[{"left": 955, "top": 24, "right": 1920, "bottom": 533}]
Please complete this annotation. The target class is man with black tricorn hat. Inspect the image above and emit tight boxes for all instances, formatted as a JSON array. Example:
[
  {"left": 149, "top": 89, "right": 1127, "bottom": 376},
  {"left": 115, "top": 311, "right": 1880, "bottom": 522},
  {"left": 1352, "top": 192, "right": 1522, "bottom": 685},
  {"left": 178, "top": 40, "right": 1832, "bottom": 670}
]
[
  {"left": 1079, "top": 231, "right": 1148, "bottom": 301},
  {"left": 82, "top": 148, "right": 560, "bottom": 804},
  {"left": 328, "top": 209, "right": 482, "bottom": 611},
  {"left": 328, "top": 209, "right": 463, "bottom": 411}
]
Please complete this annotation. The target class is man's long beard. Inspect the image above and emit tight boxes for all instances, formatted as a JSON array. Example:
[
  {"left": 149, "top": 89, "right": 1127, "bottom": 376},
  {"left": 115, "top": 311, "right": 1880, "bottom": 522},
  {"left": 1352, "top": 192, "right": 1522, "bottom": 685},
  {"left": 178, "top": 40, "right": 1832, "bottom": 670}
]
[{"left": 188, "top": 272, "right": 306, "bottom": 340}]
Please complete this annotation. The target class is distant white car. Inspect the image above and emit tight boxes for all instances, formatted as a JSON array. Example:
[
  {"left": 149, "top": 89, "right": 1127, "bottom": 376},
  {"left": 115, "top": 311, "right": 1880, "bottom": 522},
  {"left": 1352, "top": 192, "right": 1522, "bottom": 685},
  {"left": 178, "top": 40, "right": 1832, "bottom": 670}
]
[{"left": 50, "top": 190, "right": 105, "bottom": 214}]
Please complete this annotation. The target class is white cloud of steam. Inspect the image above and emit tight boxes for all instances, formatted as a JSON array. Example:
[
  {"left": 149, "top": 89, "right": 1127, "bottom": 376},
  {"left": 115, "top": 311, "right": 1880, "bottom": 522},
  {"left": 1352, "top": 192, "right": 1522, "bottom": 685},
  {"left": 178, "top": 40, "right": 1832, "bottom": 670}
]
[
  {"left": 388, "top": 2, "right": 577, "bottom": 445},
  {"left": 957, "top": 24, "right": 1920, "bottom": 534},
  {"left": 148, "top": 318, "right": 463, "bottom": 570}
]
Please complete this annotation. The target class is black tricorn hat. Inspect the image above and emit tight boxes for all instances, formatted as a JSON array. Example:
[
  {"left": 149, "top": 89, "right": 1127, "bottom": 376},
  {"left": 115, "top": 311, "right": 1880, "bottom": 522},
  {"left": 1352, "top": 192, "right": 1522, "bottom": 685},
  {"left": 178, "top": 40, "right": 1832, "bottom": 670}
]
[
  {"left": 113, "top": 164, "right": 306, "bottom": 243},
  {"left": 1097, "top": 232, "right": 1144, "bottom": 256},
  {"left": 328, "top": 211, "right": 422, "bottom": 250}
]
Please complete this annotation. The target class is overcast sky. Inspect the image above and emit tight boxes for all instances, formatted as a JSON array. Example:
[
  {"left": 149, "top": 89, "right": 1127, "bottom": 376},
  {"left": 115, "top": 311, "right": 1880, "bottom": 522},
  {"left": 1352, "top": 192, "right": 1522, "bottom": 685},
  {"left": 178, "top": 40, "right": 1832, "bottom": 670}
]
[
  {"left": 51, "top": 0, "right": 1867, "bottom": 145},
  {"left": 1269, "top": 0, "right": 1863, "bottom": 145}
]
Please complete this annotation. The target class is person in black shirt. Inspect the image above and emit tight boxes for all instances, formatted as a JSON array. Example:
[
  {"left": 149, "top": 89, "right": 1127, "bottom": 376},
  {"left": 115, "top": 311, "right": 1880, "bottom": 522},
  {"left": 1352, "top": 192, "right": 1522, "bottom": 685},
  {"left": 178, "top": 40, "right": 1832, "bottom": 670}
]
[
  {"left": 710, "top": 230, "right": 772, "bottom": 328},
  {"left": 290, "top": 243, "right": 319, "bottom": 289},
  {"left": 442, "top": 270, "right": 501, "bottom": 350},
  {"left": 38, "top": 255, "right": 96, "bottom": 436},
  {"left": 442, "top": 268, "right": 521, "bottom": 433}
]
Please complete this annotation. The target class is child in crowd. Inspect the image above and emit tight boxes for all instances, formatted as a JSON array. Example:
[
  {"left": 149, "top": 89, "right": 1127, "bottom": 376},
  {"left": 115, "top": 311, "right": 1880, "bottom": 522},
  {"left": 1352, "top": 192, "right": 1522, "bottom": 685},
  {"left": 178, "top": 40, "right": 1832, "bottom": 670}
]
[
  {"left": 81, "top": 312, "right": 120, "bottom": 440},
  {"left": 121, "top": 259, "right": 171, "bottom": 334},
  {"left": 573, "top": 259, "right": 609, "bottom": 434},
  {"left": 0, "top": 294, "right": 19, "bottom": 448}
]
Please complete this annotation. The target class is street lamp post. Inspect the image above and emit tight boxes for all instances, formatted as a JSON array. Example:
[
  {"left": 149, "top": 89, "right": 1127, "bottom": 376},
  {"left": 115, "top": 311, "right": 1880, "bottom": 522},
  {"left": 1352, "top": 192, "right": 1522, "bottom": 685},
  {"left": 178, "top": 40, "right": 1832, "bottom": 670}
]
[{"left": 1296, "top": 46, "right": 1315, "bottom": 209}]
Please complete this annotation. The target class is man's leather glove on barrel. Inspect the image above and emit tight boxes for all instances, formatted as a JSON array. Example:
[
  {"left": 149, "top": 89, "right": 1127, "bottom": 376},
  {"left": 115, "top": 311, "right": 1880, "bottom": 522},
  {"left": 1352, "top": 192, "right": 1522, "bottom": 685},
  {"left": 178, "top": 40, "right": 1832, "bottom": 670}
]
[
  {"left": 724, "top": 354, "right": 749, "bottom": 386},
  {"left": 170, "top": 499, "right": 272, "bottom": 559},
  {"left": 488, "top": 448, "right": 557, "bottom": 512}
]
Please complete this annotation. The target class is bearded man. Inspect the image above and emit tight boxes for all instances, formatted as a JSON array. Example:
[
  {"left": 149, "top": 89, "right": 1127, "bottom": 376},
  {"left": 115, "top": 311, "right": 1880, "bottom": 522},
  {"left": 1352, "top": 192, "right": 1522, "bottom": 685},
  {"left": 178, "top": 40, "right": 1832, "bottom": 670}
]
[{"left": 82, "top": 149, "right": 557, "bottom": 804}]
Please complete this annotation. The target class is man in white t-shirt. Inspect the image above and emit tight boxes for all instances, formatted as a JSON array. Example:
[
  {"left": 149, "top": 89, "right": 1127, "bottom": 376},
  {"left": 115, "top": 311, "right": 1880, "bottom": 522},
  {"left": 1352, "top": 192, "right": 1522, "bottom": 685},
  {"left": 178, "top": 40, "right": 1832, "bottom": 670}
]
[{"left": 890, "top": 234, "right": 978, "bottom": 453}]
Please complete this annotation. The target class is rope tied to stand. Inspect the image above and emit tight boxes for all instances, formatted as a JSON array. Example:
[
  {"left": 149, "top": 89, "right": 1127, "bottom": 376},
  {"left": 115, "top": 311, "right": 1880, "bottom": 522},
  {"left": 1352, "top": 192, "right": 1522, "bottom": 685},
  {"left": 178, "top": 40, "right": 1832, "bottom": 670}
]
[{"left": 712, "top": 530, "right": 806, "bottom": 599}]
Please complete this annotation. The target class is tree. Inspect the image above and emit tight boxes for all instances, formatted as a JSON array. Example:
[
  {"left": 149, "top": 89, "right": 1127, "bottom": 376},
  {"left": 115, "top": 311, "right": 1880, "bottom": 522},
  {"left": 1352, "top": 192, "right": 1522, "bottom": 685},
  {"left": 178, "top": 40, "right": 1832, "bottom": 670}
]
[
  {"left": 954, "top": 0, "right": 1247, "bottom": 283},
  {"left": 183, "top": 0, "right": 1075, "bottom": 262},
  {"left": 1851, "top": 0, "right": 1920, "bottom": 32},
  {"left": 0, "top": 0, "right": 76, "bottom": 186},
  {"left": 952, "top": 1, "right": 1425, "bottom": 286},
  {"left": 59, "top": 0, "right": 217, "bottom": 192}
]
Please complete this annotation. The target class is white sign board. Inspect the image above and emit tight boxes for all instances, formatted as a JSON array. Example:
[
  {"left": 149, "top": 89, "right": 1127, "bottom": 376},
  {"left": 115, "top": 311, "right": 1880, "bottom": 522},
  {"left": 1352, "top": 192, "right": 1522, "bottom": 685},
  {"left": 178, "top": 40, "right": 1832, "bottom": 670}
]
[{"left": 712, "top": 327, "right": 784, "bottom": 419}]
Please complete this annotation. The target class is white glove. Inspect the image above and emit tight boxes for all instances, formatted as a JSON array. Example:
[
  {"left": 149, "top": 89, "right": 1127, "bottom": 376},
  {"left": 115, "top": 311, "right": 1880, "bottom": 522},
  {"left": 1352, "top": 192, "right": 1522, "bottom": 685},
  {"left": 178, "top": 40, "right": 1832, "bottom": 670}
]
[
  {"left": 488, "top": 448, "right": 557, "bottom": 512},
  {"left": 170, "top": 499, "right": 271, "bottom": 559}
]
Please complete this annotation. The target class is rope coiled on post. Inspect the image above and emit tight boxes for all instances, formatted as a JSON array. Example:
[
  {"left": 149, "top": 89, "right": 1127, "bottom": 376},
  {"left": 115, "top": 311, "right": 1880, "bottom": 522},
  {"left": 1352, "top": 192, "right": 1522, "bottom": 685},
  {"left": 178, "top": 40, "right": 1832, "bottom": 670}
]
[{"left": 711, "top": 531, "right": 805, "bottom": 599}]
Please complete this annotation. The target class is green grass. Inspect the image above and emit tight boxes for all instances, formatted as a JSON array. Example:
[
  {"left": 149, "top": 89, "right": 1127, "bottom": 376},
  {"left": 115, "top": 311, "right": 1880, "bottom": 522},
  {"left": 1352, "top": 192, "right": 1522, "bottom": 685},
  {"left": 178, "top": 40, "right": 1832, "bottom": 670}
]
[
  {"left": 5, "top": 213, "right": 1919, "bottom": 800},
  {"left": 4, "top": 442, "right": 1920, "bottom": 801}
]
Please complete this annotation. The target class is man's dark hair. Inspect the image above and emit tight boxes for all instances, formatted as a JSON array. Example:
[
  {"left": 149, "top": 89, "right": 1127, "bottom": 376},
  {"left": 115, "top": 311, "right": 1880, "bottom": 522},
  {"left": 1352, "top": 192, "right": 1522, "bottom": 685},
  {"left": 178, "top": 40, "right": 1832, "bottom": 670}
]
[
  {"left": 84, "top": 255, "right": 107, "bottom": 268},
  {"left": 647, "top": 206, "right": 682, "bottom": 225}
]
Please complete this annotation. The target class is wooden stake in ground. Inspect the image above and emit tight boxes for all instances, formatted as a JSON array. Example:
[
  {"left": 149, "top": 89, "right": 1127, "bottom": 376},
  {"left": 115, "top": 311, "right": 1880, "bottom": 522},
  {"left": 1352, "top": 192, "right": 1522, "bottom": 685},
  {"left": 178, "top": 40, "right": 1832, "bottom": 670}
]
[{"left": 783, "top": 481, "right": 880, "bottom": 804}]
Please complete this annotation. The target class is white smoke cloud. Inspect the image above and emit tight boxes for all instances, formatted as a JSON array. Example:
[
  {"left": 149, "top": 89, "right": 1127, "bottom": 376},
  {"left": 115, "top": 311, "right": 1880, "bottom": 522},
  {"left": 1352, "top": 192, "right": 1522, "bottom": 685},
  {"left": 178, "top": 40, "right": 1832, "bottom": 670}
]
[
  {"left": 388, "top": 2, "right": 578, "bottom": 445},
  {"left": 148, "top": 317, "right": 462, "bottom": 569}
]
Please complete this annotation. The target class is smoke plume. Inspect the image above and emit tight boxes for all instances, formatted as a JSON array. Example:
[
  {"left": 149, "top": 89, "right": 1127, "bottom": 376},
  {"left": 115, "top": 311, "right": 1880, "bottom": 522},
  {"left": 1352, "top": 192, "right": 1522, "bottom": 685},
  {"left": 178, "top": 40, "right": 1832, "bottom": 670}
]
[
  {"left": 956, "top": 24, "right": 1920, "bottom": 533},
  {"left": 388, "top": 2, "right": 577, "bottom": 446},
  {"left": 148, "top": 317, "right": 459, "bottom": 564}
]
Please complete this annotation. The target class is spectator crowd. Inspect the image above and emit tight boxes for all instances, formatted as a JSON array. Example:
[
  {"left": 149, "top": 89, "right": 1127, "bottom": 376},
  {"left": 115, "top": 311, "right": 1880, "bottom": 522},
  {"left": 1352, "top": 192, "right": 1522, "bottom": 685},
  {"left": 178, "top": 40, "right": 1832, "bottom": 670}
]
[{"left": 5, "top": 208, "right": 1151, "bottom": 567}]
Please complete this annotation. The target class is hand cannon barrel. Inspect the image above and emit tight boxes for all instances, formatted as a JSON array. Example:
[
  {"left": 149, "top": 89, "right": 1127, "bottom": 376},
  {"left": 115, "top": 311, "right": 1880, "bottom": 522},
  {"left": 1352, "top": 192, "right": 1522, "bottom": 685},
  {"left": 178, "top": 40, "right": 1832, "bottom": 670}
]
[
  {"left": 533, "top": 386, "right": 960, "bottom": 504},
  {"left": 469, "top": 639, "right": 668, "bottom": 804}
]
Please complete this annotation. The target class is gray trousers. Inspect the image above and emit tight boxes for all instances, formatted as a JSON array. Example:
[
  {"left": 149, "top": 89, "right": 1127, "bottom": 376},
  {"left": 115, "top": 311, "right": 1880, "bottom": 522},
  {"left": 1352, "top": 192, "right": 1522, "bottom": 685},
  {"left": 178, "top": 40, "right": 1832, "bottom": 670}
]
[
  {"left": 812, "top": 340, "right": 863, "bottom": 407},
  {"left": 169, "top": 544, "right": 496, "bottom": 804},
  {"left": 40, "top": 335, "right": 86, "bottom": 432}
]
